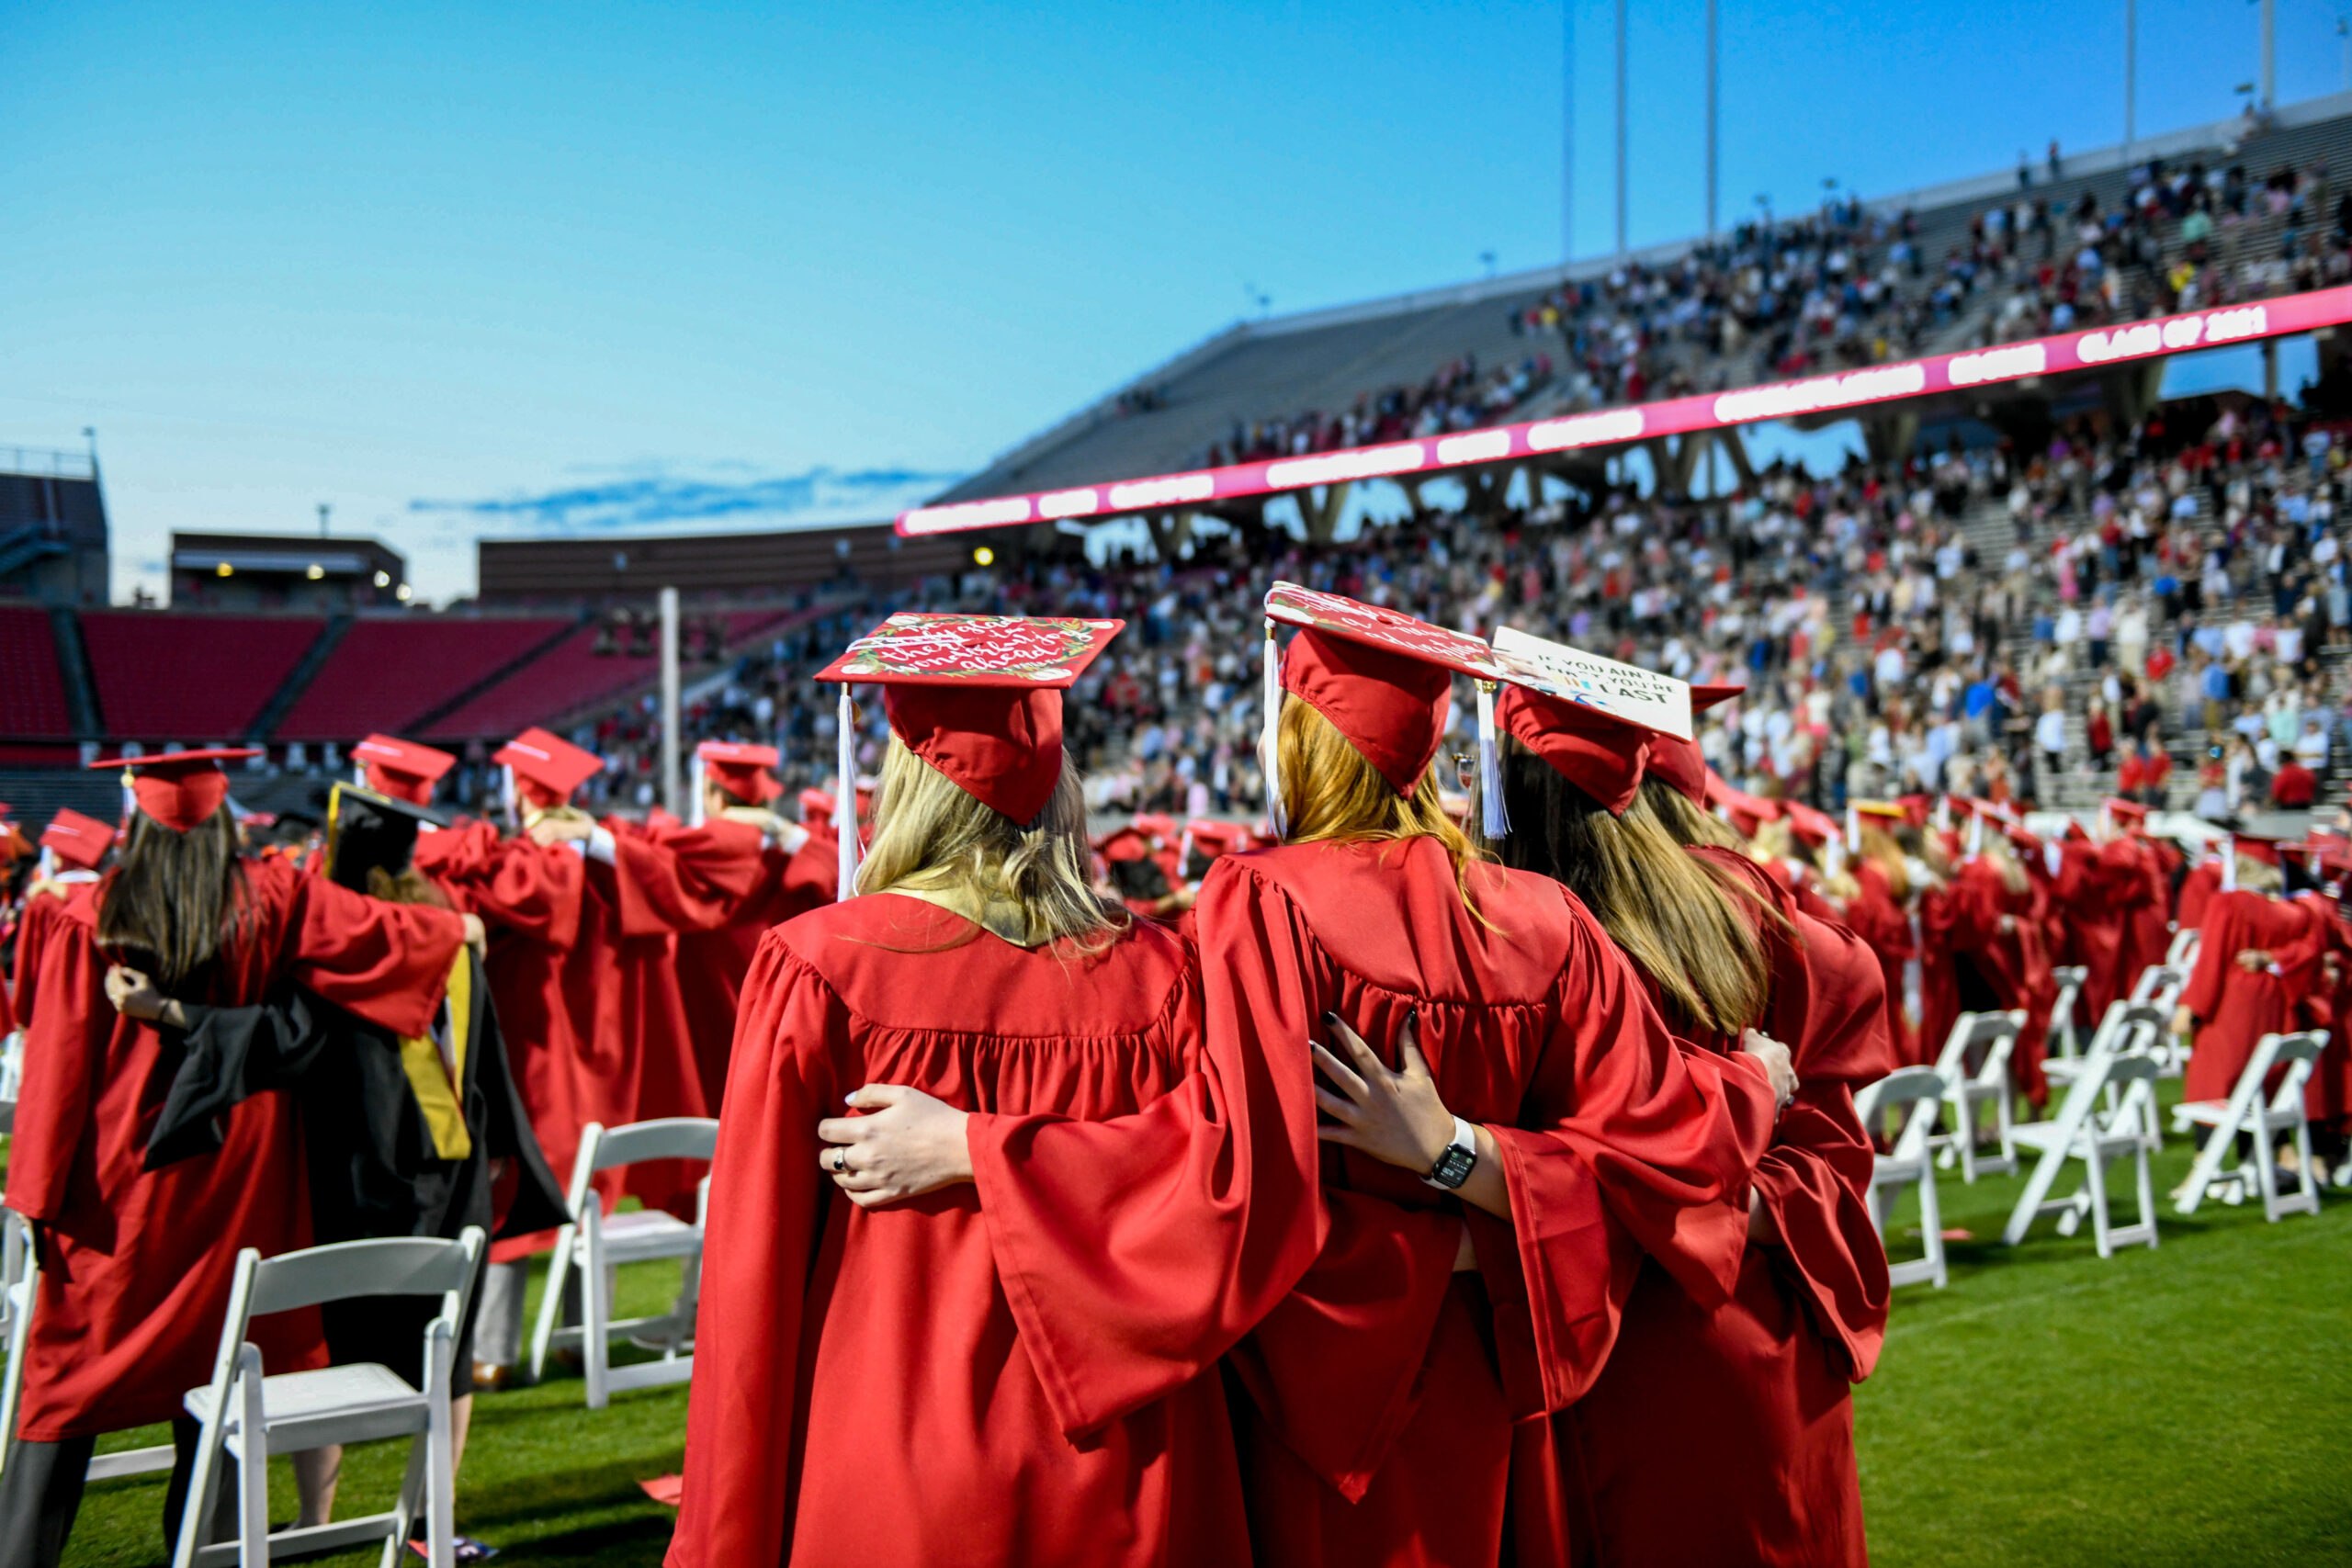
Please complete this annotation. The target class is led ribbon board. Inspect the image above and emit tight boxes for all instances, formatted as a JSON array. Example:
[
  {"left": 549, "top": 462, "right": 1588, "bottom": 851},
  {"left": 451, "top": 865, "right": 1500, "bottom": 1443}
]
[{"left": 899, "top": 285, "right": 2352, "bottom": 536}]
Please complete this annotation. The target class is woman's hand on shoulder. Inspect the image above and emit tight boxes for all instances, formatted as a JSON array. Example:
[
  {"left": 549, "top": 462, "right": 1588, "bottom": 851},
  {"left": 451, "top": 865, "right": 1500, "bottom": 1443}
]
[
  {"left": 817, "top": 1085, "right": 974, "bottom": 1209},
  {"left": 1313, "top": 1010, "right": 1454, "bottom": 1174}
]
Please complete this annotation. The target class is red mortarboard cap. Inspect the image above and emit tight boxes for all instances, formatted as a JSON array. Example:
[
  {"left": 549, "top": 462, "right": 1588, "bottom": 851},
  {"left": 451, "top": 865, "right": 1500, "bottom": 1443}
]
[
  {"left": 1096, "top": 826, "right": 1150, "bottom": 862},
  {"left": 89, "top": 747, "right": 261, "bottom": 833},
  {"left": 40, "top": 807, "right": 117, "bottom": 870},
  {"left": 1493, "top": 684, "right": 1651, "bottom": 815},
  {"left": 1783, "top": 800, "right": 1840, "bottom": 848},
  {"left": 1131, "top": 813, "right": 1177, "bottom": 842},
  {"left": 494, "top": 728, "right": 604, "bottom": 808},
  {"left": 1643, "top": 683, "right": 1743, "bottom": 805},
  {"left": 798, "top": 787, "right": 835, "bottom": 831},
  {"left": 2231, "top": 832, "right": 2283, "bottom": 867},
  {"left": 697, "top": 739, "right": 784, "bottom": 804},
  {"left": 2100, "top": 796, "right": 2149, "bottom": 825},
  {"left": 1185, "top": 819, "right": 1251, "bottom": 853},
  {"left": 1266, "top": 584, "right": 1505, "bottom": 795},
  {"left": 818, "top": 613, "right": 1123, "bottom": 824},
  {"left": 1703, "top": 770, "right": 1782, "bottom": 836},
  {"left": 354, "top": 734, "right": 457, "bottom": 807},
  {"left": 1895, "top": 795, "right": 1932, "bottom": 828}
]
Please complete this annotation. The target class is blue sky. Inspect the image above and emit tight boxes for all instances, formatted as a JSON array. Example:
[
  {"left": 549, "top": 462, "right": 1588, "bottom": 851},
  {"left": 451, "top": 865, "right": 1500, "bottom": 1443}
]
[{"left": 3, "top": 1, "right": 2344, "bottom": 603}]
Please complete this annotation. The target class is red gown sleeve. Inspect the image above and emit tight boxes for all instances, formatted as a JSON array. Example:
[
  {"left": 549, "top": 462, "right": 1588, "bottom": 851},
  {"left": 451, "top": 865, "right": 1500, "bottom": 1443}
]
[
  {"left": 414, "top": 824, "right": 584, "bottom": 950},
  {"left": 605, "top": 818, "right": 766, "bottom": 938},
  {"left": 962, "top": 865, "right": 1332, "bottom": 1441},
  {"left": 2, "top": 917, "right": 107, "bottom": 1226},
  {"left": 284, "top": 872, "right": 467, "bottom": 1039},
  {"left": 1752, "top": 908, "right": 1894, "bottom": 1379},
  {"left": 668, "top": 935, "right": 847, "bottom": 1568},
  {"left": 2180, "top": 895, "right": 2242, "bottom": 1021}
]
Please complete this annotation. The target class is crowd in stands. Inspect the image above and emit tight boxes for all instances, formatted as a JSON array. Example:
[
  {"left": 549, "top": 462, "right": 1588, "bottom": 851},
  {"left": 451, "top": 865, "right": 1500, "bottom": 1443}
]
[
  {"left": 1198, "top": 352, "right": 1556, "bottom": 469},
  {"left": 514, "top": 393, "right": 2352, "bottom": 842}
]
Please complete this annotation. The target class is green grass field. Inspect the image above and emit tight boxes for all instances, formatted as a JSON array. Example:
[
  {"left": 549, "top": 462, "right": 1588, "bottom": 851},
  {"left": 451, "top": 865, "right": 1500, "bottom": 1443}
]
[{"left": 35, "top": 1085, "right": 2352, "bottom": 1566}]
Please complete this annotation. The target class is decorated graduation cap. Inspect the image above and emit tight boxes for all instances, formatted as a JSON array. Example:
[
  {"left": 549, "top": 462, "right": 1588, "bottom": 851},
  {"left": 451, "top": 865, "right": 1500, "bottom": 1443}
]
[
  {"left": 1642, "top": 682, "right": 1743, "bottom": 807},
  {"left": 1261, "top": 581, "right": 1511, "bottom": 836},
  {"left": 89, "top": 747, "right": 262, "bottom": 834},
  {"left": 1486, "top": 624, "right": 1694, "bottom": 818},
  {"left": 353, "top": 734, "right": 456, "bottom": 807},
  {"left": 322, "top": 783, "right": 445, "bottom": 894},
  {"left": 39, "top": 807, "right": 116, "bottom": 873},
  {"left": 817, "top": 612, "right": 1124, "bottom": 899},
  {"left": 692, "top": 739, "right": 785, "bottom": 827},
  {"left": 493, "top": 728, "right": 604, "bottom": 811}
]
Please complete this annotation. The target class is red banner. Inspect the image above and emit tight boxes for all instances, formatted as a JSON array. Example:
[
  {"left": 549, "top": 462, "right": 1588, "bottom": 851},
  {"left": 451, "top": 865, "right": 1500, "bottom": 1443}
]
[{"left": 899, "top": 286, "right": 2352, "bottom": 537}]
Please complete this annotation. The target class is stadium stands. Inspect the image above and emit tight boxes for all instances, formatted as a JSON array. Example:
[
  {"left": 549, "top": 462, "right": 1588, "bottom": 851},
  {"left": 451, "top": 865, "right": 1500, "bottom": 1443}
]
[
  {"left": 421, "top": 609, "right": 795, "bottom": 742},
  {"left": 0, "top": 606, "right": 71, "bottom": 739},
  {"left": 275, "top": 615, "right": 575, "bottom": 743},
  {"left": 79, "top": 611, "right": 323, "bottom": 743}
]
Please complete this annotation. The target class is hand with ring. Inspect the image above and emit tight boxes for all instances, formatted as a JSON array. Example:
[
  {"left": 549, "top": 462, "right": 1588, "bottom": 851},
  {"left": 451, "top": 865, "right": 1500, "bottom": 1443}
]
[{"left": 815, "top": 1085, "right": 975, "bottom": 1210}]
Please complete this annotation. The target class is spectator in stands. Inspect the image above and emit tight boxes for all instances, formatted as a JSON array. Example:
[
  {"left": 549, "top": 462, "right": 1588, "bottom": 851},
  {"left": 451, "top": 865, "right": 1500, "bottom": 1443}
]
[{"left": 2273, "top": 747, "right": 2319, "bottom": 808}]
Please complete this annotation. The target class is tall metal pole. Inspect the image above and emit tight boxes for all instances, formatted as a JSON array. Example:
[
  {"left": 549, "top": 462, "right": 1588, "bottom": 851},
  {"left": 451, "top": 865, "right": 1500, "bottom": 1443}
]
[
  {"left": 659, "top": 585, "right": 682, "bottom": 818},
  {"left": 2123, "top": 0, "right": 2136, "bottom": 160},
  {"left": 1563, "top": 0, "right": 1575, "bottom": 263},
  {"left": 1705, "top": 0, "right": 1719, "bottom": 241},
  {"left": 2263, "top": 0, "right": 2277, "bottom": 108},
  {"left": 1614, "top": 0, "right": 1628, "bottom": 258},
  {"left": 317, "top": 502, "right": 330, "bottom": 539}
]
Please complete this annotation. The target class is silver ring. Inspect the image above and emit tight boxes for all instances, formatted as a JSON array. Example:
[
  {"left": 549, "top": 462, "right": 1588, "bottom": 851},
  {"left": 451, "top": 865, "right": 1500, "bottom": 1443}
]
[{"left": 832, "top": 1148, "right": 848, "bottom": 1174}]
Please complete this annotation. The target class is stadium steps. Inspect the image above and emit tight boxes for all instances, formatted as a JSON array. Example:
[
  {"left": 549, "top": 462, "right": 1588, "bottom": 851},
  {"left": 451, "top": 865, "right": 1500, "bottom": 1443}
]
[
  {"left": 50, "top": 604, "right": 101, "bottom": 738},
  {"left": 401, "top": 613, "right": 589, "bottom": 737},
  {"left": 0, "top": 767, "right": 126, "bottom": 836},
  {"left": 245, "top": 615, "right": 351, "bottom": 743}
]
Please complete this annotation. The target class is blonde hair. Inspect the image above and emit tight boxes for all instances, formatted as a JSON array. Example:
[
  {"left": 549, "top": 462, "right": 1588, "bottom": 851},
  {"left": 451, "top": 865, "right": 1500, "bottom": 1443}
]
[
  {"left": 1976, "top": 832, "right": 2031, "bottom": 897},
  {"left": 1492, "top": 745, "right": 1770, "bottom": 1037},
  {"left": 1641, "top": 778, "right": 1748, "bottom": 852},
  {"left": 857, "top": 733, "right": 1128, "bottom": 954},
  {"left": 2236, "top": 854, "right": 2284, "bottom": 896},
  {"left": 1278, "top": 695, "right": 1494, "bottom": 915},
  {"left": 1857, "top": 820, "right": 1912, "bottom": 900}
]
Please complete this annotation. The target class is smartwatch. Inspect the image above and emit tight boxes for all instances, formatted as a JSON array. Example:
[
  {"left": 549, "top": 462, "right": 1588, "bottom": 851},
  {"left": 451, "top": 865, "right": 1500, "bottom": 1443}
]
[{"left": 1422, "top": 1115, "right": 1480, "bottom": 1190}]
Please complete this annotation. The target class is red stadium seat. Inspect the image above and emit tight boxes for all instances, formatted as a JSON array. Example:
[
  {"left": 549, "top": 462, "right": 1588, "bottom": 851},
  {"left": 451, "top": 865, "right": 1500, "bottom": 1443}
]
[
  {"left": 80, "top": 612, "right": 322, "bottom": 742},
  {"left": 276, "top": 615, "right": 572, "bottom": 743},
  {"left": 0, "top": 606, "right": 72, "bottom": 739}
]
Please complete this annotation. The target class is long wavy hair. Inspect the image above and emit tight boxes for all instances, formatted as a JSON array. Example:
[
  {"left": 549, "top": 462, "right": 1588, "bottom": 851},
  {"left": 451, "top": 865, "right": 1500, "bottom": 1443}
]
[
  {"left": 856, "top": 732, "right": 1127, "bottom": 955},
  {"left": 1485, "top": 743, "right": 1771, "bottom": 1037},
  {"left": 96, "top": 804, "right": 249, "bottom": 989},
  {"left": 1277, "top": 695, "right": 1495, "bottom": 918}
]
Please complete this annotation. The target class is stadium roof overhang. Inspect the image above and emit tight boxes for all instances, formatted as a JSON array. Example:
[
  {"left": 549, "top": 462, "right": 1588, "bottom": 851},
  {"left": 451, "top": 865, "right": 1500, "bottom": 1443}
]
[{"left": 897, "top": 284, "right": 2352, "bottom": 538}]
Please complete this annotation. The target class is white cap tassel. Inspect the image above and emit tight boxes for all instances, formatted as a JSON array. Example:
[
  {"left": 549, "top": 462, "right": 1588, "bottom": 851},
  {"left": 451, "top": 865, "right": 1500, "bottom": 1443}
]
[
  {"left": 837, "top": 685, "right": 863, "bottom": 899},
  {"left": 1846, "top": 803, "right": 1860, "bottom": 846},
  {"left": 1476, "top": 681, "right": 1509, "bottom": 840},
  {"left": 1965, "top": 808, "right": 1984, "bottom": 859},
  {"left": 1261, "top": 622, "right": 1287, "bottom": 839},
  {"left": 688, "top": 751, "right": 707, "bottom": 828},
  {"left": 2222, "top": 840, "right": 2237, "bottom": 893}
]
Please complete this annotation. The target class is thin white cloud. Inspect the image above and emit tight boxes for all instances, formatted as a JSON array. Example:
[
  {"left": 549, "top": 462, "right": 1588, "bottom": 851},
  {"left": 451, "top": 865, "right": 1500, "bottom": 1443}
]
[{"left": 409, "top": 464, "right": 963, "bottom": 535}]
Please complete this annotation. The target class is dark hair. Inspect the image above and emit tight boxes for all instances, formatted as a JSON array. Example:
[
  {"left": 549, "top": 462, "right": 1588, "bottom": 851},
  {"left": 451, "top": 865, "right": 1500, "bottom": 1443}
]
[
  {"left": 1484, "top": 744, "right": 1770, "bottom": 1037},
  {"left": 96, "top": 805, "right": 249, "bottom": 989}
]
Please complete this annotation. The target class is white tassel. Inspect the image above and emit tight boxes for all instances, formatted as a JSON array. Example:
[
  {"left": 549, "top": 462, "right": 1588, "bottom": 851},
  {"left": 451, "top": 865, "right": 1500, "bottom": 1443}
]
[
  {"left": 1476, "top": 682, "right": 1509, "bottom": 840},
  {"left": 1965, "top": 809, "right": 1984, "bottom": 859},
  {"left": 1824, "top": 836, "right": 1846, "bottom": 879},
  {"left": 688, "top": 753, "right": 706, "bottom": 828},
  {"left": 837, "top": 685, "right": 862, "bottom": 898},
  {"left": 1846, "top": 804, "right": 1860, "bottom": 846},
  {"left": 2222, "top": 840, "right": 2237, "bottom": 893},
  {"left": 1934, "top": 796, "right": 1951, "bottom": 832},
  {"left": 1261, "top": 624, "right": 1287, "bottom": 839},
  {"left": 500, "top": 763, "right": 515, "bottom": 827},
  {"left": 39, "top": 845, "right": 55, "bottom": 880}
]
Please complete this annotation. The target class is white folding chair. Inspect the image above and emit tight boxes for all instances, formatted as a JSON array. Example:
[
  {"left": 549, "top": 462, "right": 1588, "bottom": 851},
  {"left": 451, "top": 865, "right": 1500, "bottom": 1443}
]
[
  {"left": 1928, "top": 1010, "right": 2025, "bottom": 1181},
  {"left": 2165, "top": 926, "right": 2201, "bottom": 967},
  {"left": 173, "top": 1230, "right": 484, "bottom": 1568},
  {"left": 0, "top": 1209, "right": 175, "bottom": 1485},
  {"left": 527, "top": 1117, "right": 716, "bottom": 1409},
  {"left": 2002, "top": 1043, "right": 2164, "bottom": 1258},
  {"left": 1853, "top": 1066, "right": 1949, "bottom": 1289},
  {"left": 2043, "top": 967, "right": 2089, "bottom": 1065},
  {"left": 2170, "top": 1030, "right": 2330, "bottom": 1222},
  {"left": 0, "top": 1032, "right": 21, "bottom": 1103}
]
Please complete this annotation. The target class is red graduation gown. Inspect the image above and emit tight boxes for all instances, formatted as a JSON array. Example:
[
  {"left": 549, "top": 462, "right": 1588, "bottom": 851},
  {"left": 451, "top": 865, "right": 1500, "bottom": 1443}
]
[
  {"left": 6, "top": 855, "right": 465, "bottom": 1440},
  {"left": 664, "top": 822, "right": 837, "bottom": 1113},
  {"left": 2295, "top": 896, "right": 2352, "bottom": 1131},
  {"left": 668, "top": 895, "right": 1320, "bottom": 1568},
  {"left": 413, "top": 821, "right": 589, "bottom": 1262},
  {"left": 2181, "top": 890, "right": 2327, "bottom": 1103},
  {"left": 1189, "top": 839, "right": 1772, "bottom": 1568},
  {"left": 1563, "top": 846, "right": 1892, "bottom": 1567},
  {"left": 8, "top": 879, "right": 98, "bottom": 1031},
  {"left": 1840, "top": 860, "right": 1916, "bottom": 1066},
  {"left": 2110, "top": 836, "right": 2177, "bottom": 1007},
  {"left": 2059, "top": 840, "right": 2144, "bottom": 1025},
  {"left": 1920, "top": 861, "right": 2054, "bottom": 1100},
  {"left": 2175, "top": 859, "right": 2222, "bottom": 933}
]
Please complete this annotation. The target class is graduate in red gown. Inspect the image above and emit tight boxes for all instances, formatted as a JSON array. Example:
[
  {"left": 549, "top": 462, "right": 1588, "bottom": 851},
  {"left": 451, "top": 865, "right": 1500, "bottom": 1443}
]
[
  {"left": 669, "top": 614, "right": 1325, "bottom": 1568},
  {"left": 0, "top": 750, "right": 471, "bottom": 1568},
  {"left": 1842, "top": 803, "right": 1923, "bottom": 1064},
  {"left": 1155, "top": 594, "right": 1773, "bottom": 1568},
  {"left": 667, "top": 740, "right": 837, "bottom": 1112},
  {"left": 1457, "top": 649, "right": 1886, "bottom": 1565},
  {"left": 9, "top": 807, "right": 116, "bottom": 1032},
  {"left": 2177, "top": 843, "right": 2328, "bottom": 1104}
]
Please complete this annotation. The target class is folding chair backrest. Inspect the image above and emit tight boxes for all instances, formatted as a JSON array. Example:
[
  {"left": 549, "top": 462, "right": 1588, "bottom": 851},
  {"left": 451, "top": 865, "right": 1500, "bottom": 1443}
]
[
  {"left": 2106, "top": 1003, "right": 2170, "bottom": 1057},
  {"left": 2130, "top": 964, "right": 2187, "bottom": 1010},
  {"left": 2265, "top": 1031, "right": 2327, "bottom": 1106},
  {"left": 247, "top": 1234, "right": 484, "bottom": 1319},
  {"left": 1934, "top": 1011, "right": 2022, "bottom": 1081},
  {"left": 589, "top": 1117, "right": 719, "bottom": 1172},
  {"left": 2165, "top": 927, "right": 2200, "bottom": 967},
  {"left": 2047, "top": 968, "right": 2089, "bottom": 1056},
  {"left": 0, "top": 1095, "right": 13, "bottom": 1139},
  {"left": 1857, "top": 1066, "right": 1946, "bottom": 1157}
]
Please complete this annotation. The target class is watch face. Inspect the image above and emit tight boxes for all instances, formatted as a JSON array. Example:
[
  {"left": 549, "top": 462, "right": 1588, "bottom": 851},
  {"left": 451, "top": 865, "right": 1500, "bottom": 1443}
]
[{"left": 1430, "top": 1143, "right": 1477, "bottom": 1190}]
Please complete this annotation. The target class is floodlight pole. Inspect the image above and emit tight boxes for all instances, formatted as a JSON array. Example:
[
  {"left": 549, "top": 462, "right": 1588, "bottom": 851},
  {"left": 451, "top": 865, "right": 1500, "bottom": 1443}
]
[
  {"left": 2124, "top": 0, "right": 2136, "bottom": 159},
  {"left": 2263, "top": 0, "right": 2276, "bottom": 109},
  {"left": 1705, "top": 0, "right": 1718, "bottom": 241},
  {"left": 660, "top": 585, "right": 682, "bottom": 818},
  {"left": 1563, "top": 0, "right": 1574, "bottom": 263},
  {"left": 1614, "top": 0, "right": 1629, "bottom": 258}
]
